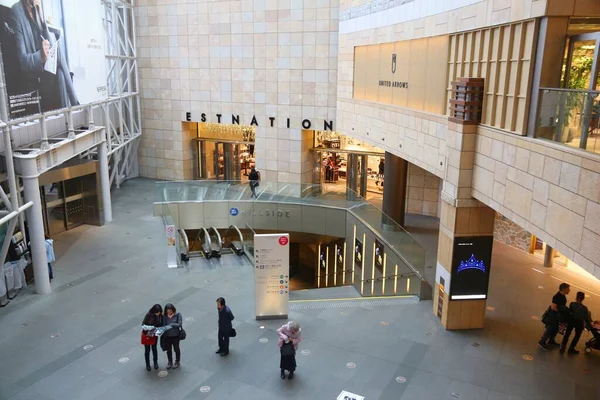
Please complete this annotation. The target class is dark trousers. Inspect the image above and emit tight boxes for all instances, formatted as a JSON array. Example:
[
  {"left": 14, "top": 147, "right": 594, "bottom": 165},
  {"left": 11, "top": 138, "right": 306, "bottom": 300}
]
[
  {"left": 562, "top": 320, "right": 584, "bottom": 350},
  {"left": 144, "top": 344, "right": 157, "bottom": 365},
  {"left": 250, "top": 182, "right": 257, "bottom": 197},
  {"left": 218, "top": 329, "right": 230, "bottom": 353},
  {"left": 164, "top": 336, "right": 181, "bottom": 363},
  {"left": 540, "top": 323, "right": 559, "bottom": 345},
  {"left": 48, "top": 263, "right": 53, "bottom": 280}
]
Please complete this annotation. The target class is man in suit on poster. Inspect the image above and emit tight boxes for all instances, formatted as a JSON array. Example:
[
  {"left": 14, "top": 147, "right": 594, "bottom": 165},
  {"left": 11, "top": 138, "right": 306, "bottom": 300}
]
[{"left": 9, "top": 0, "right": 79, "bottom": 113}]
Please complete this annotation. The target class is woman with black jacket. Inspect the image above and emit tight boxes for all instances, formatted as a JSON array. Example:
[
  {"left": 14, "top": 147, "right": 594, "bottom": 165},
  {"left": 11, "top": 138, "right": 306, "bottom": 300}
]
[
  {"left": 141, "top": 304, "right": 163, "bottom": 371},
  {"left": 163, "top": 303, "right": 183, "bottom": 369}
]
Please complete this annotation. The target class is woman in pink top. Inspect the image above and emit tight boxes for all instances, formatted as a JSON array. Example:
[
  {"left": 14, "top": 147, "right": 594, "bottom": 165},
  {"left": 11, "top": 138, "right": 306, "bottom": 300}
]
[{"left": 277, "top": 321, "right": 302, "bottom": 380}]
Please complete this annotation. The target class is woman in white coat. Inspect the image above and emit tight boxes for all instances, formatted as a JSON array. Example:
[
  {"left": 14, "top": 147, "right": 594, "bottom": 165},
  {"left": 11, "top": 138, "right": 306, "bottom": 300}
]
[{"left": 45, "top": 234, "right": 55, "bottom": 282}]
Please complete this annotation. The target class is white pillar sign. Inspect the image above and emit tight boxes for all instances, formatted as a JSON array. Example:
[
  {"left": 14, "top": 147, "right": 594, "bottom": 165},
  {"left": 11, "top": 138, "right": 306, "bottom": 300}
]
[
  {"left": 166, "top": 225, "right": 178, "bottom": 269},
  {"left": 254, "top": 233, "right": 290, "bottom": 320}
]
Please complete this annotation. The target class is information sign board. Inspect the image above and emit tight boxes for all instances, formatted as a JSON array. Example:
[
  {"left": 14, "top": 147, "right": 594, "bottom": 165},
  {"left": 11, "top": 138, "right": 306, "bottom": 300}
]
[{"left": 254, "top": 233, "right": 290, "bottom": 319}]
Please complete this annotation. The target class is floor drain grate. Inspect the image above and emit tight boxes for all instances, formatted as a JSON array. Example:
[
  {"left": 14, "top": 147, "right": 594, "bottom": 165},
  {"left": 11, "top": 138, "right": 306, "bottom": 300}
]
[{"left": 289, "top": 296, "right": 419, "bottom": 310}]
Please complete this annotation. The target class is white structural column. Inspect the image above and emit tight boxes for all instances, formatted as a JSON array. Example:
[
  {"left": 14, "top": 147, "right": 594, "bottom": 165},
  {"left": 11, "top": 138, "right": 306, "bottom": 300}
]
[
  {"left": 98, "top": 135, "right": 113, "bottom": 223},
  {"left": 22, "top": 176, "right": 50, "bottom": 294}
]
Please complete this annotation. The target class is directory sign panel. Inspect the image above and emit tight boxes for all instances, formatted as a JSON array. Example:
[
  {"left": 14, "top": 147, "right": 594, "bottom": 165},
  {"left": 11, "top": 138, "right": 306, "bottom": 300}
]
[
  {"left": 0, "top": 0, "right": 107, "bottom": 119},
  {"left": 254, "top": 233, "right": 290, "bottom": 319},
  {"left": 449, "top": 236, "right": 493, "bottom": 300}
]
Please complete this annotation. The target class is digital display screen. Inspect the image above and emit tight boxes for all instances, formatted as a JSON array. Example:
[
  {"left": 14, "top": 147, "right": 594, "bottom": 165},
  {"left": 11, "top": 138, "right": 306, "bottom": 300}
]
[
  {"left": 354, "top": 238, "right": 363, "bottom": 267},
  {"left": 450, "top": 236, "right": 493, "bottom": 300},
  {"left": 375, "top": 239, "right": 384, "bottom": 270}
]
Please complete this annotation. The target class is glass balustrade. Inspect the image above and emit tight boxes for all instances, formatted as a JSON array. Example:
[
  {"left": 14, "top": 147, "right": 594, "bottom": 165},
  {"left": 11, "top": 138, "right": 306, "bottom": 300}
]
[
  {"left": 535, "top": 88, "right": 600, "bottom": 155},
  {"left": 155, "top": 180, "right": 426, "bottom": 281}
]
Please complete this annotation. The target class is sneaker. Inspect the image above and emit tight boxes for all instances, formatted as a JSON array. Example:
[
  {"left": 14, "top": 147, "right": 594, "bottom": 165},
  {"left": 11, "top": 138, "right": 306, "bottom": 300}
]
[
  {"left": 538, "top": 342, "right": 548, "bottom": 350},
  {"left": 166, "top": 363, "right": 172, "bottom": 369},
  {"left": 173, "top": 362, "right": 180, "bottom": 369},
  {"left": 568, "top": 349, "right": 580, "bottom": 355}
]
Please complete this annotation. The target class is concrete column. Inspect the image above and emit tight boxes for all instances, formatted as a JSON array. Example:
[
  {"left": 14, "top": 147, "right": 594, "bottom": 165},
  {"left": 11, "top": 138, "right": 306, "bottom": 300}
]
[
  {"left": 346, "top": 153, "right": 358, "bottom": 199},
  {"left": 23, "top": 176, "right": 50, "bottom": 294},
  {"left": 98, "top": 138, "right": 112, "bottom": 223},
  {"left": 359, "top": 155, "right": 368, "bottom": 198},
  {"left": 543, "top": 245, "right": 555, "bottom": 268},
  {"left": 433, "top": 201, "right": 496, "bottom": 330},
  {"left": 382, "top": 151, "right": 408, "bottom": 229}
]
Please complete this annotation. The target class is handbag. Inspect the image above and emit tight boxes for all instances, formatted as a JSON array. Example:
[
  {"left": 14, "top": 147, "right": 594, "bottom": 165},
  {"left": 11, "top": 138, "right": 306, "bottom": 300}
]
[
  {"left": 280, "top": 341, "right": 295, "bottom": 357},
  {"left": 178, "top": 328, "right": 187, "bottom": 341},
  {"left": 229, "top": 328, "right": 237, "bottom": 338},
  {"left": 141, "top": 331, "right": 157, "bottom": 346},
  {"left": 541, "top": 307, "right": 550, "bottom": 324}
]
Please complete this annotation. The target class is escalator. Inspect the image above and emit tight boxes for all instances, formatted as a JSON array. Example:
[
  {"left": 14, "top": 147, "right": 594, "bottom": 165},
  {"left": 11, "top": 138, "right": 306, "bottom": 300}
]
[
  {"left": 183, "top": 225, "right": 244, "bottom": 259},
  {"left": 187, "top": 227, "right": 222, "bottom": 259},
  {"left": 221, "top": 225, "right": 244, "bottom": 256}
]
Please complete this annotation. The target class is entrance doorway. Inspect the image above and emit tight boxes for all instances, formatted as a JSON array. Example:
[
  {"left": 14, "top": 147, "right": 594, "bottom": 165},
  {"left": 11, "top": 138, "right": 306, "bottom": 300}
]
[
  {"left": 39, "top": 161, "right": 103, "bottom": 236},
  {"left": 195, "top": 140, "right": 255, "bottom": 181},
  {"left": 192, "top": 122, "right": 256, "bottom": 181}
]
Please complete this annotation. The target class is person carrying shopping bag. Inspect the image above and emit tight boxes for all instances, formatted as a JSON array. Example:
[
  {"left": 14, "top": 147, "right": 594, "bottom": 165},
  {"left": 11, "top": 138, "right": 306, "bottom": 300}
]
[
  {"left": 277, "top": 321, "right": 302, "bottom": 380},
  {"left": 141, "top": 304, "right": 163, "bottom": 371}
]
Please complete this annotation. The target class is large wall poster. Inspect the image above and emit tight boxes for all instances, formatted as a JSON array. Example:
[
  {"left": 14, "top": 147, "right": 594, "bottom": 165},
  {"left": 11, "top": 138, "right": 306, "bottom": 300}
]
[{"left": 0, "top": 0, "right": 107, "bottom": 120}]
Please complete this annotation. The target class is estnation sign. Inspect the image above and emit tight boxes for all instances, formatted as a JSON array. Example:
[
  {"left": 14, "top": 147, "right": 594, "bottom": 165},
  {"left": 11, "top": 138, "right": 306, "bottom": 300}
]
[{"left": 186, "top": 112, "right": 334, "bottom": 131}]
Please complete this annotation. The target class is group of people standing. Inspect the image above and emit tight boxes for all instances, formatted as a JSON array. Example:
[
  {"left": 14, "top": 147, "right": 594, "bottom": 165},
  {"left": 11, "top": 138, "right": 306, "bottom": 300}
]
[
  {"left": 141, "top": 297, "right": 302, "bottom": 378},
  {"left": 538, "top": 282, "right": 599, "bottom": 353}
]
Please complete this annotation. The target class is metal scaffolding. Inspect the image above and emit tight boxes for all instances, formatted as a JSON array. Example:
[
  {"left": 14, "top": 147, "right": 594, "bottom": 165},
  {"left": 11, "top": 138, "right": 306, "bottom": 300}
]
[{"left": 0, "top": 0, "right": 141, "bottom": 295}]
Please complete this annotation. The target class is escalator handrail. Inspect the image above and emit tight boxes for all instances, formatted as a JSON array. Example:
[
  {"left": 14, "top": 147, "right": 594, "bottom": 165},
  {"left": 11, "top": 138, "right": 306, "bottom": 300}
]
[
  {"left": 177, "top": 229, "right": 189, "bottom": 257},
  {"left": 228, "top": 225, "right": 244, "bottom": 245},
  {"left": 201, "top": 227, "right": 211, "bottom": 248},
  {"left": 209, "top": 227, "right": 223, "bottom": 251}
]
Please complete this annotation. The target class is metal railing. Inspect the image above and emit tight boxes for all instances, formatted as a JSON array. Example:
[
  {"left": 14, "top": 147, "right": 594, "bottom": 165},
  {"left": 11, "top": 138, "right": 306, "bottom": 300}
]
[{"left": 535, "top": 88, "right": 600, "bottom": 154}]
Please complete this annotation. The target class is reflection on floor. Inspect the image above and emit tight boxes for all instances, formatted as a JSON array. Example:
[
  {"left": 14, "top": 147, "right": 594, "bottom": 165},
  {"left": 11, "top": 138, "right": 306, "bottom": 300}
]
[{"left": 1, "top": 178, "right": 599, "bottom": 400}]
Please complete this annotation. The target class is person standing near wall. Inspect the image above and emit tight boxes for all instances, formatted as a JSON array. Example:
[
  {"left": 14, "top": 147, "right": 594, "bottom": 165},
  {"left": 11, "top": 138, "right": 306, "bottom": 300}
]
[{"left": 44, "top": 234, "right": 55, "bottom": 282}]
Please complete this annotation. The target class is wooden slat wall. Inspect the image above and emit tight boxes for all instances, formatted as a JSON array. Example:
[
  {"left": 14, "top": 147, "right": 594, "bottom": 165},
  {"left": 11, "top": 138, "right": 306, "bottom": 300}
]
[{"left": 447, "top": 20, "right": 538, "bottom": 135}]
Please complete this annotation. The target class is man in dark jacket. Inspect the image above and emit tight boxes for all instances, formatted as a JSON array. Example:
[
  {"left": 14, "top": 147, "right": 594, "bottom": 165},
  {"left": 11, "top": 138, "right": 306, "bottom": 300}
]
[
  {"left": 538, "top": 282, "right": 570, "bottom": 350},
  {"left": 216, "top": 297, "right": 234, "bottom": 356},
  {"left": 560, "top": 291, "right": 591, "bottom": 354}
]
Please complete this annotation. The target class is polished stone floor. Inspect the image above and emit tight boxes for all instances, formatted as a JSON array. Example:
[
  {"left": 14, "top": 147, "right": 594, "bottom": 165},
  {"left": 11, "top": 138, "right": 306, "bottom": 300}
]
[{"left": 0, "top": 178, "right": 599, "bottom": 400}]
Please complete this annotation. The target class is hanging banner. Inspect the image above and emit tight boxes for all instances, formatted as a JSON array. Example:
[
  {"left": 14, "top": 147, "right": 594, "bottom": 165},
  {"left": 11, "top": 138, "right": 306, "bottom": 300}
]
[
  {"left": 0, "top": 0, "right": 107, "bottom": 120},
  {"left": 254, "top": 233, "right": 290, "bottom": 320}
]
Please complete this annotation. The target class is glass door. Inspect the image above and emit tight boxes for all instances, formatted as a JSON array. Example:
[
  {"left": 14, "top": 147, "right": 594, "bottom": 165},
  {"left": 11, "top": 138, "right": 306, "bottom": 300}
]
[
  {"left": 564, "top": 33, "right": 600, "bottom": 91},
  {"left": 562, "top": 33, "right": 600, "bottom": 151}
]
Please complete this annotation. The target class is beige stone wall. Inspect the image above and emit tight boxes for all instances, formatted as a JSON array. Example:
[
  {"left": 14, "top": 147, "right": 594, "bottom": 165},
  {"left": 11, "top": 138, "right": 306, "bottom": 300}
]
[
  {"left": 136, "top": 0, "right": 339, "bottom": 182},
  {"left": 406, "top": 164, "right": 440, "bottom": 217},
  {"left": 494, "top": 213, "right": 532, "bottom": 253},
  {"left": 473, "top": 125, "right": 600, "bottom": 279}
]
